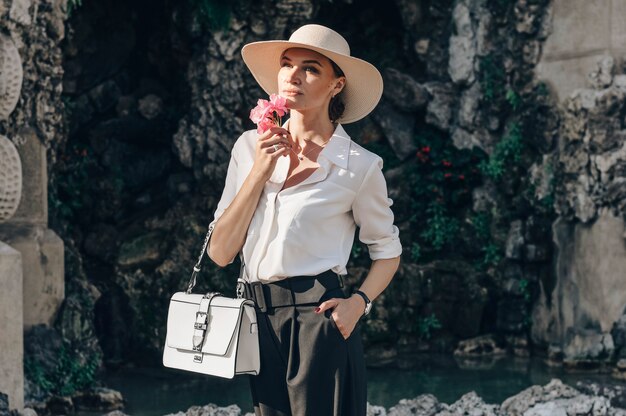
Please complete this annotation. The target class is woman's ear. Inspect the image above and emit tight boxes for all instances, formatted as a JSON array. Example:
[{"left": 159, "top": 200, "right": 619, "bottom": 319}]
[{"left": 334, "top": 77, "right": 346, "bottom": 95}]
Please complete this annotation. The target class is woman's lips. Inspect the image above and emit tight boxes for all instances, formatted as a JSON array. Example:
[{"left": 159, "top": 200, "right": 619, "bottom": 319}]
[{"left": 283, "top": 90, "right": 302, "bottom": 96}]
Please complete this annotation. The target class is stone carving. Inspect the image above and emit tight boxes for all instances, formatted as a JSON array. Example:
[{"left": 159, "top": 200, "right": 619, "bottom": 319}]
[
  {"left": 0, "top": 33, "right": 23, "bottom": 120},
  {"left": 0, "top": 135, "right": 22, "bottom": 222}
]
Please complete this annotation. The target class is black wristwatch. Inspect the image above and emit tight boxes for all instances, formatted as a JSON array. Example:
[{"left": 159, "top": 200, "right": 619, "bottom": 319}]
[{"left": 353, "top": 290, "right": 372, "bottom": 316}]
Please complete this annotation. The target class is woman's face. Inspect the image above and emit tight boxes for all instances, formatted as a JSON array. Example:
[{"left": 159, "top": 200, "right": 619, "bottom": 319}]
[{"left": 277, "top": 47, "right": 345, "bottom": 115}]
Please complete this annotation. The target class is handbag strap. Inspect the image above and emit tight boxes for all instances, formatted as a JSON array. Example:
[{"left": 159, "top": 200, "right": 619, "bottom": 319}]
[{"left": 185, "top": 222, "right": 247, "bottom": 294}]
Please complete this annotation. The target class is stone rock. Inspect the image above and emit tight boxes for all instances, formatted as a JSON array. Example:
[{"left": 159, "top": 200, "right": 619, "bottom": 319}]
[
  {"left": 46, "top": 396, "right": 74, "bottom": 416},
  {"left": 514, "top": 1, "right": 543, "bottom": 34},
  {"left": 382, "top": 68, "right": 429, "bottom": 111},
  {"left": 370, "top": 99, "right": 418, "bottom": 160},
  {"left": 472, "top": 184, "right": 498, "bottom": 212},
  {"left": 501, "top": 379, "right": 580, "bottom": 415},
  {"left": 163, "top": 403, "right": 243, "bottom": 416},
  {"left": 438, "top": 391, "right": 501, "bottom": 415},
  {"left": 448, "top": 0, "right": 482, "bottom": 85},
  {"left": 87, "top": 80, "right": 123, "bottom": 114},
  {"left": 424, "top": 82, "right": 456, "bottom": 131},
  {"left": 137, "top": 94, "right": 163, "bottom": 120},
  {"left": 563, "top": 330, "right": 614, "bottom": 366},
  {"left": 117, "top": 231, "right": 169, "bottom": 268},
  {"left": 532, "top": 212, "right": 626, "bottom": 356},
  {"left": 458, "top": 82, "right": 481, "bottom": 129},
  {"left": 588, "top": 56, "right": 615, "bottom": 90},
  {"left": 367, "top": 402, "right": 387, "bottom": 415},
  {"left": 9, "top": 0, "right": 33, "bottom": 26},
  {"left": 505, "top": 220, "right": 525, "bottom": 259},
  {"left": 454, "top": 334, "right": 506, "bottom": 357},
  {"left": 612, "top": 313, "right": 626, "bottom": 351},
  {"left": 496, "top": 298, "right": 527, "bottom": 333},
  {"left": 73, "top": 387, "right": 124, "bottom": 412},
  {"left": 387, "top": 394, "right": 441, "bottom": 416},
  {"left": 577, "top": 379, "right": 626, "bottom": 409}
]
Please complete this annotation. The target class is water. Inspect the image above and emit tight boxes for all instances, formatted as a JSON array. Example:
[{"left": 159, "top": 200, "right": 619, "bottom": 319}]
[{"left": 103, "top": 354, "right": 623, "bottom": 415}]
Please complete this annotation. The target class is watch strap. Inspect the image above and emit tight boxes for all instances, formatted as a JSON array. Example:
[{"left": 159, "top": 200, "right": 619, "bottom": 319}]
[{"left": 354, "top": 290, "right": 371, "bottom": 315}]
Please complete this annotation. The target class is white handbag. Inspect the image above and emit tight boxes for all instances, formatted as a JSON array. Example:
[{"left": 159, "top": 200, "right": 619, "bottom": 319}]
[{"left": 162, "top": 223, "right": 260, "bottom": 378}]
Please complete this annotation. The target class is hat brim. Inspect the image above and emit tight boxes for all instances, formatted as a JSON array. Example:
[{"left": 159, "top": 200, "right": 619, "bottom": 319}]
[{"left": 241, "top": 40, "right": 383, "bottom": 124}]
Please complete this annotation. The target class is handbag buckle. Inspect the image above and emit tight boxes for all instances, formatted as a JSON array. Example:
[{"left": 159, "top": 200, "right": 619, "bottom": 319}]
[
  {"left": 194, "top": 322, "right": 207, "bottom": 330},
  {"left": 236, "top": 278, "right": 247, "bottom": 299}
]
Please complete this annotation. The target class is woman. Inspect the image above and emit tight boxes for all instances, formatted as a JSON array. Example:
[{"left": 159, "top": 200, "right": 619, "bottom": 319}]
[{"left": 207, "top": 24, "right": 402, "bottom": 416}]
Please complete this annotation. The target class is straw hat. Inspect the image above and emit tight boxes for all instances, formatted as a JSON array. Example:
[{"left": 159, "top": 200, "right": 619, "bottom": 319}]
[{"left": 241, "top": 24, "right": 383, "bottom": 124}]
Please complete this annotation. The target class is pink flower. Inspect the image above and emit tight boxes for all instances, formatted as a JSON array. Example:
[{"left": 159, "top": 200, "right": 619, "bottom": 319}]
[
  {"left": 249, "top": 93, "right": 290, "bottom": 134},
  {"left": 256, "top": 118, "right": 275, "bottom": 134},
  {"left": 269, "top": 93, "right": 288, "bottom": 117}
]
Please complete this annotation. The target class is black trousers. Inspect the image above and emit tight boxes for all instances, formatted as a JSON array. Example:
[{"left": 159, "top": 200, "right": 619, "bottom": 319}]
[{"left": 242, "top": 270, "right": 367, "bottom": 416}]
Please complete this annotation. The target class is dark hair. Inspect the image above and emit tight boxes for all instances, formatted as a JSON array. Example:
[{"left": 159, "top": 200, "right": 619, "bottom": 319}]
[{"left": 328, "top": 59, "right": 346, "bottom": 124}]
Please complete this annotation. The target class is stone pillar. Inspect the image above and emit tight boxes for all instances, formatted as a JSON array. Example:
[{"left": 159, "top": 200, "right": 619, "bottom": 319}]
[
  {"left": 0, "top": 128, "right": 65, "bottom": 329},
  {"left": 0, "top": 241, "right": 23, "bottom": 411},
  {"left": 532, "top": 210, "right": 626, "bottom": 363}
]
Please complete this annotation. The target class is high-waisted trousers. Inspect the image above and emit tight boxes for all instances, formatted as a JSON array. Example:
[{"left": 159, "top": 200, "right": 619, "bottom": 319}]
[{"left": 241, "top": 270, "right": 367, "bottom": 416}]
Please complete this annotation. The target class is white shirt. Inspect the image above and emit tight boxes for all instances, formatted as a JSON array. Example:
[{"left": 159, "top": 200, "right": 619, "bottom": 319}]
[{"left": 208, "top": 118, "right": 402, "bottom": 283}]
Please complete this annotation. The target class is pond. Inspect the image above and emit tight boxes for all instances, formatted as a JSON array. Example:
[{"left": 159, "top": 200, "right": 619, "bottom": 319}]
[{"left": 102, "top": 353, "right": 622, "bottom": 415}]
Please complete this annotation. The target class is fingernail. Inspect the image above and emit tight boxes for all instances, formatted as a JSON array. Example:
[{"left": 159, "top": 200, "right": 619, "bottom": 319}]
[{"left": 315, "top": 307, "right": 320, "bottom": 313}]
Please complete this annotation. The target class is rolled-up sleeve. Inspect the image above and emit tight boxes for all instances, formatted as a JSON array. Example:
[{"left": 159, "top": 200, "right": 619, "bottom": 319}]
[
  {"left": 206, "top": 139, "right": 241, "bottom": 265},
  {"left": 352, "top": 157, "right": 402, "bottom": 260}
]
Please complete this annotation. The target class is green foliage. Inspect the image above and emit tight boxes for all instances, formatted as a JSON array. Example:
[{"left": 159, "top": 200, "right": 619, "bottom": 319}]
[
  {"left": 403, "top": 127, "right": 484, "bottom": 260},
  {"left": 190, "top": 0, "right": 237, "bottom": 31},
  {"left": 49, "top": 144, "right": 97, "bottom": 229},
  {"left": 420, "top": 202, "right": 460, "bottom": 251},
  {"left": 479, "top": 54, "right": 506, "bottom": 102},
  {"left": 410, "top": 242, "right": 421, "bottom": 262},
  {"left": 519, "top": 278, "right": 531, "bottom": 302},
  {"left": 479, "top": 121, "right": 524, "bottom": 180},
  {"left": 469, "top": 212, "right": 502, "bottom": 270},
  {"left": 67, "top": 0, "right": 83, "bottom": 17},
  {"left": 418, "top": 313, "right": 442, "bottom": 340},
  {"left": 24, "top": 344, "right": 101, "bottom": 396},
  {"left": 505, "top": 88, "right": 522, "bottom": 111}
]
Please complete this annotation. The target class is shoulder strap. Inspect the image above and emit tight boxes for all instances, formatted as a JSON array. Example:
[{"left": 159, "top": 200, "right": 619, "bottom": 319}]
[{"left": 185, "top": 223, "right": 246, "bottom": 294}]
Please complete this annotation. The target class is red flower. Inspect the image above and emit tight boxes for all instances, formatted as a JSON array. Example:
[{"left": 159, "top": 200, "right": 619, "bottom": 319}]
[
  {"left": 458, "top": 174, "right": 465, "bottom": 180},
  {"left": 422, "top": 146, "right": 431, "bottom": 153},
  {"left": 442, "top": 160, "right": 452, "bottom": 167},
  {"left": 444, "top": 173, "right": 452, "bottom": 179}
]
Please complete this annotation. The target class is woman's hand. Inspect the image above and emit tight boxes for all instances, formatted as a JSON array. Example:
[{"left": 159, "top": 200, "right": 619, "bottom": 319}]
[
  {"left": 315, "top": 295, "right": 366, "bottom": 340},
  {"left": 250, "top": 126, "right": 293, "bottom": 182}
]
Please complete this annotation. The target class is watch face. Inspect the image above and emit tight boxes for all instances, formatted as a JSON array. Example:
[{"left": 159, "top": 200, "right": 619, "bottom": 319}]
[{"left": 364, "top": 302, "right": 372, "bottom": 315}]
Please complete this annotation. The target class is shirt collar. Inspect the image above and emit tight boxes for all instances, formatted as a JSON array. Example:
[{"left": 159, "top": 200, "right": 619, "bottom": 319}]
[{"left": 283, "top": 118, "right": 351, "bottom": 170}]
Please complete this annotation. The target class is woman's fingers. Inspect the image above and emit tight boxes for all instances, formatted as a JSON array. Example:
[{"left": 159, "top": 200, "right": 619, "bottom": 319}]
[{"left": 316, "top": 298, "right": 340, "bottom": 314}]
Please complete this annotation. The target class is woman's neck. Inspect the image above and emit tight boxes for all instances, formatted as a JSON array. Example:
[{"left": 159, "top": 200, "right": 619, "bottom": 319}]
[{"left": 286, "top": 111, "right": 336, "bottom": 148}]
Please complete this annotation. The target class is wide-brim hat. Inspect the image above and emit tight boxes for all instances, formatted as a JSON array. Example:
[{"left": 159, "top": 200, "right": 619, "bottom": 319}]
[{"left": 241, "top": 24, "right": 383, "bottom": 124}]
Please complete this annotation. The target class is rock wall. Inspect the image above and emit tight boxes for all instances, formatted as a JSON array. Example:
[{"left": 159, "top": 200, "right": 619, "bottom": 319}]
[{"left": 48, "top": 0, "right": 564, "bottom": 371}]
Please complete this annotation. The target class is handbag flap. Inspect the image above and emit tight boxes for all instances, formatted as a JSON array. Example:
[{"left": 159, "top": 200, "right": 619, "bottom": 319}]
[{"left": 166, "top": 292, "right": 252, "bottom": 356}]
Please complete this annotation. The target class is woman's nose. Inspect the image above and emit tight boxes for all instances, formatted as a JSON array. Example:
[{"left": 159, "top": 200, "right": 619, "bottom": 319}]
[{"left": 284, "top": 67, "right": 300, "bottom": 84}]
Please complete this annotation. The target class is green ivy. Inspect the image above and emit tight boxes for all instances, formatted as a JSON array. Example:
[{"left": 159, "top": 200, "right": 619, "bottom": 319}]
[
  {"left": 190, "top": 0, "right": 241, "bottom": 31},
  {"left": 420, "top": 202, "right": 460, "bottom": 251},
  {"left": 49, "top": 144, "right": 97, "bottom": 230},
  {"left": 410, "top": 242, "right": 421, "bottom": 262},
  {"left": 418, "top": 313, "right": 442, "bottom": 340},
  {"left": 479, "top": 121, "right": 523, "bottom": 180},
  {"left": 24, "top": 344, "right": 101, "bottom": 396},
  {"left": 479, "top": 54, "right": 506, "bottom": 102},
  {"left": 67, "top": 0, "right": 83, "bottom": 17},
  {"left": 469, "top": 212, "right": 502, "bottom": 270}
]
